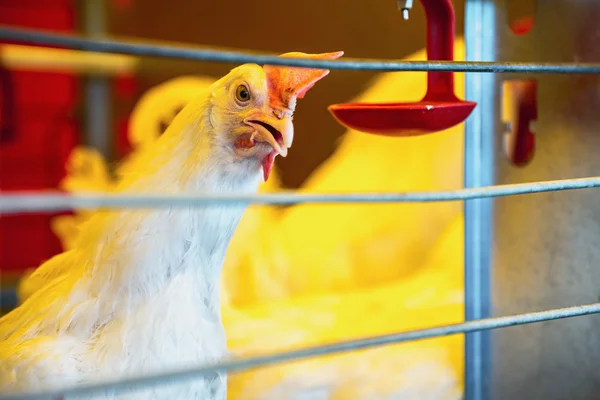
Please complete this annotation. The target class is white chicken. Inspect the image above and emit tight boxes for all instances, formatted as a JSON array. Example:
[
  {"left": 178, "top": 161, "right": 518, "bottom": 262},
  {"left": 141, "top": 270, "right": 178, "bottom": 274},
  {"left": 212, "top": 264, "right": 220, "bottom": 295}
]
[
  {"left": 16, "top": 74, "right": 285, "bottom": 312},
  {"left": 14, "top": 40, "right": 468, "bottom": 399},
  {"left": 0, "top": 50, "right": 342, "bottom": 399}
]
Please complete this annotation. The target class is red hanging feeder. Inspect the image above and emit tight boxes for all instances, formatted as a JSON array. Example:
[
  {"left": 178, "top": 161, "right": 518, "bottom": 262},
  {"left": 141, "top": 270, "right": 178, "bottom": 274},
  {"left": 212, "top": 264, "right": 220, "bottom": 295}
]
[{"left": 328, "top": 0, "right": 477, "bottom": 136}]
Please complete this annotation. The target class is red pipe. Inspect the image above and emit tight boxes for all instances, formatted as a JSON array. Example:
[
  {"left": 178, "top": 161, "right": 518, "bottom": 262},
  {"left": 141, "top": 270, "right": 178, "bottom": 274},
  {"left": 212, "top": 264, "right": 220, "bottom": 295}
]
[{"left": 421, "top": 0, "right": 458, "bottom": 102}]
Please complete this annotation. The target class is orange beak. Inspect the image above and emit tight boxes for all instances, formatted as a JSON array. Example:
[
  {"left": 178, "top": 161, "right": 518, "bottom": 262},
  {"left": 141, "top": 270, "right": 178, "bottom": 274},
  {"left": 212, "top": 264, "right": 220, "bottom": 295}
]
[
  {"left": 244, "top": 115, "right": 293, "bottom": 158},
  {"left": 244, "top": 114, "right": 293, "bottom": 182}
]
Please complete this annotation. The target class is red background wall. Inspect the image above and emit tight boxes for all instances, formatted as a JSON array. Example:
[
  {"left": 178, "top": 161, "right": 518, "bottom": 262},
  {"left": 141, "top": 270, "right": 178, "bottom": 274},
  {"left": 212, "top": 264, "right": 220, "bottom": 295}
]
[
  {"left": 0, "top": 0, "right": 141, "bottom": 279},
  {"left": 1, "top": 1, "right": 80, "bottom": 278}
]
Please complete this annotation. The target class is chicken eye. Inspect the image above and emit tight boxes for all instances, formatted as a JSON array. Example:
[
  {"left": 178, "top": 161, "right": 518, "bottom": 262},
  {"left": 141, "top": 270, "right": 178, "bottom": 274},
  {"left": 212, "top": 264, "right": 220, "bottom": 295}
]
[{"left": 235, "top": 85, "right": 251, "bottom": 103}]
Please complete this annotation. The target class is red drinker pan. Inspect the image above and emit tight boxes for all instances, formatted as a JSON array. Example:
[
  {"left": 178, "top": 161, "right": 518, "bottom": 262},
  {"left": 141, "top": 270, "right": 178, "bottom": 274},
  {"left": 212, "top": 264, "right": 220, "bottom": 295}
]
[{"left": 329, "top": 0, "right": 477, "bottom": 137}]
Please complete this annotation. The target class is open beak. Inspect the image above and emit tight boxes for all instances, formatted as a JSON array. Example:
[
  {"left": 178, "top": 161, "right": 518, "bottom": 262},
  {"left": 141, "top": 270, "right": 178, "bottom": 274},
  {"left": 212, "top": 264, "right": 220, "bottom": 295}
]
[
  {"left": 244, "top": 115, "right": 293, "bottom": 182},
  {"left": 244, "top": 116, "right": 293, "bottom": 158}
]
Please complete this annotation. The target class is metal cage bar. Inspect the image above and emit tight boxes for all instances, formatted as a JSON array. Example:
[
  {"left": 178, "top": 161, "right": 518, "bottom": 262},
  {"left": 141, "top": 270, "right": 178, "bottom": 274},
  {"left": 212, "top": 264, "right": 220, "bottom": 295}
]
[
  {"left": 2, "top": 25, "right": 600, "bottom": 73},
  {"left": 464, "top": 1, "right": 497, "bottom": 399}
]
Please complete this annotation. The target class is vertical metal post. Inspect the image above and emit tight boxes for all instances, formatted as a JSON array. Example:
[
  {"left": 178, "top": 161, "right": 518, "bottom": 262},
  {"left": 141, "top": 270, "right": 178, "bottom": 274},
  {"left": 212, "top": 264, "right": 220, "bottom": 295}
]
[
  {"left": 463, "top": 1, "right": 497, "bottom": 399},
  {"left": 83, "top": 0, "right": 111, "bottom": 160}
]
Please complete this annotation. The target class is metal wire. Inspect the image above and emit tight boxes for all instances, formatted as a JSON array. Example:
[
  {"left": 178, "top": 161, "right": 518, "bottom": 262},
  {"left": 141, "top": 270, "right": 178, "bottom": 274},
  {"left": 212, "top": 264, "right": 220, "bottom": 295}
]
[
  {"left": 1, "top": 176, "right": 599, "bottom": 214},
  {"left": 2, "top": 302, "right": 600, "bottom": 400},
  {"left": 2, "top": 26, "right": 600, "bottom": 74}
]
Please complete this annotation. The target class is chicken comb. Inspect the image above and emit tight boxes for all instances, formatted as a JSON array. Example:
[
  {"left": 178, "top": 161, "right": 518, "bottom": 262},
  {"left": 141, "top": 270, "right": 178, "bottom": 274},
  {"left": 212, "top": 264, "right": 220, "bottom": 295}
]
[{"left": 264, "top": 51, "right": 343, "bottom": 108}]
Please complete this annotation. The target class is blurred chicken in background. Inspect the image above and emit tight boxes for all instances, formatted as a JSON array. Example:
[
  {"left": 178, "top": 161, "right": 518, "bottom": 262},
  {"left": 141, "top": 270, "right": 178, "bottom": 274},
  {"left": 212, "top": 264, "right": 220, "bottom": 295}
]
[
  {"left": 17, "top": 40, "right": 465, "bottom": 399},
  {"left": 225, "top": 39, "right": 465, "bottom": 400}
]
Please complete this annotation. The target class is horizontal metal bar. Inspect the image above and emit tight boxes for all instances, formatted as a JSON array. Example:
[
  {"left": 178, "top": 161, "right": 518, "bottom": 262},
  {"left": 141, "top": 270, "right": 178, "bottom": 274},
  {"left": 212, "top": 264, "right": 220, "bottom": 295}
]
[
  {"left": 3, "top": 302, "right": 600, "bottom": 400},
  {"left": 2, "top": 26, "right": 600, "bottom": 74},
  {"left": 1, "top": 176, "right": 599, "bottom": 214}
]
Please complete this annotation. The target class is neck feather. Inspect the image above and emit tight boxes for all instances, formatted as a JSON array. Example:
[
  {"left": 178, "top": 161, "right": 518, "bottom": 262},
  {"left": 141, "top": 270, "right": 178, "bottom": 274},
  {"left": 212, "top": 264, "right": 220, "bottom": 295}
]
[{"left": 74, "top": 99, "right": 261, "bottom": 309}]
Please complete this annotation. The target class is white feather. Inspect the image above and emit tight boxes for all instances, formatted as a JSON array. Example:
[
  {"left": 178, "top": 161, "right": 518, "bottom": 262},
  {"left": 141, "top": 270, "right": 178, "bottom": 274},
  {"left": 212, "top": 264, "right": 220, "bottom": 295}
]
[{"left": 0, "top": 65, "right": 268, "bottom": 399}]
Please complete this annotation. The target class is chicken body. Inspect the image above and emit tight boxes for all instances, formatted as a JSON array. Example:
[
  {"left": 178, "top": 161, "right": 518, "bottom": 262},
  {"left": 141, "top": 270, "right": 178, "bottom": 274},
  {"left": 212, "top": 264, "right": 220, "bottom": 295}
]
[
  {"left": 0, "top": 51, "right": 341, "bottom": 399},
  {"left": 0, "top": 86, "right": 257, "bottom": 400}
]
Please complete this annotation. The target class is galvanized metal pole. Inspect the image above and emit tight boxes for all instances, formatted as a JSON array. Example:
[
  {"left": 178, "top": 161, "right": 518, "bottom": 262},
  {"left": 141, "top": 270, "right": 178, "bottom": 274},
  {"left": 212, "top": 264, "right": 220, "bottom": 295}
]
[
  {"left": 83, "top": 0, "right": 111, "bottom": 160},
  {"left": 464, "top": 1, "right": 497, "bottom": 399}
]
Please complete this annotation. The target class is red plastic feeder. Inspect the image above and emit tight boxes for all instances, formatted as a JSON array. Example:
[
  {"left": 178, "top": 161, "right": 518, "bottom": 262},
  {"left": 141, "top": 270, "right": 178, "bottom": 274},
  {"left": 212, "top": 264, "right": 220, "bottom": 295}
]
[{"left": 329, "top": 0, "right": 477, "bottom": 137}]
